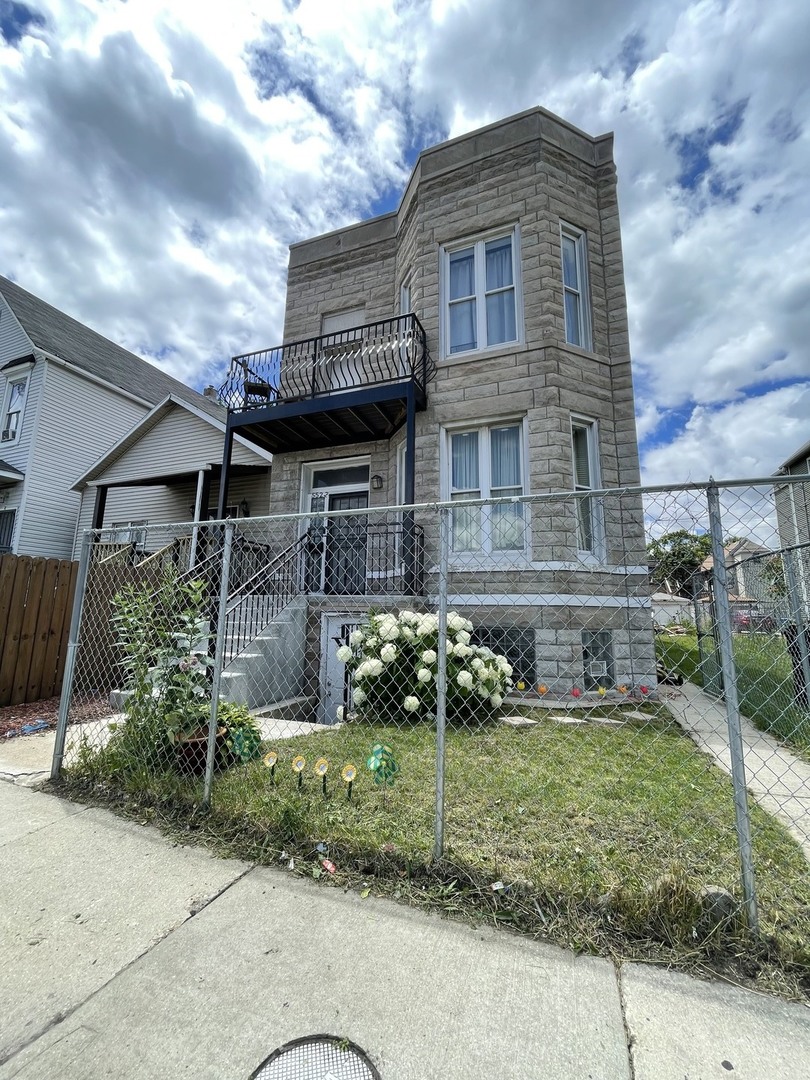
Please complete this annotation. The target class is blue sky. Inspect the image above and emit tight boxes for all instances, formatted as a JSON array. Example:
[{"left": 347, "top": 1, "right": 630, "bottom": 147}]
[{"left": 1, "top": 0, "right": 808, "bottom": 484}]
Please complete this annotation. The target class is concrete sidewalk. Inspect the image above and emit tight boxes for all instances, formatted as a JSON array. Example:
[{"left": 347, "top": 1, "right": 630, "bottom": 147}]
[
  {"left": 667, "top": 680, "right": 810, "bottom": 859},
  {"left": 0, "top": 783, "right": 807, "bottom": 1080}
]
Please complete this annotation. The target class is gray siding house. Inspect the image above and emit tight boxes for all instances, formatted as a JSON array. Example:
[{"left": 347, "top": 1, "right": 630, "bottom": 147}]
[
  {"left": 0, "top": 276, "right": 240, "bottom": 560},
  {"left": 218, "top": 107, "right": 655, "bottom": 707}
]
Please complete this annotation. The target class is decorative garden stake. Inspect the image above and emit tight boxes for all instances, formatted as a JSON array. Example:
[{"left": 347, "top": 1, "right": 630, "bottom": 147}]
[
  {"left": 537, "top": 684, "right": 548, "bottom": 695},
  {"left": 571, "top": 687, "right": 582, "bottom": 699},
  {"left": 366, "top": 743, "right": 399, "bottom": 806},
  {"left": 618, "top": 684, "right": 628, "bottom": 695},
  {"left": 314, "top": 757, "right": 329, "bottom": 795},
  {"left": 597, "top": 686, "right": 607, "bottom": 698},
  {"left": 640, "top": 685, "right": 650, "bottom": 696},
  {"left": 516, "top": 679, "right": 526, "bottom": 691},
  {"left": 263, "top": 750, "right": 278, "bottom": 783},
  {"left": 292, "top": 754, "right": 306, "bottom": 790},
  {"left": 341, "top": 763, "right": 357, "bottom": 801}
]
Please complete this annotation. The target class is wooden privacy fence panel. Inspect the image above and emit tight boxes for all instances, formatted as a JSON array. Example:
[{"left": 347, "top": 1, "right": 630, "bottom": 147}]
[{"left": 0, "top": 554, "right": 78, "bottom": 706}]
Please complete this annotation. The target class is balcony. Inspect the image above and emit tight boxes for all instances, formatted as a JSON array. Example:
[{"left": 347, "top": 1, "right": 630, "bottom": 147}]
[{"left": 219, "top": 314, "right": 431, "bottom": 454}]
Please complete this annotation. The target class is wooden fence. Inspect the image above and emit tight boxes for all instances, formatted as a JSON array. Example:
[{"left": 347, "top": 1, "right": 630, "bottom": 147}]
[{"left": 0, "top": 554, "right": 78, "bottom": 707}]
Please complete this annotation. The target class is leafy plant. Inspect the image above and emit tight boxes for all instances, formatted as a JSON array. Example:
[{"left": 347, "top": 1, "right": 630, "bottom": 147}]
[
  {"left": 111, "top": 571, "right": 213, "bottom": 765},
  {"left": 336, "top": 609, "right": 513, "bottom": 724},
  {"left": 218, "top": 701, "right": 262, "bottom": 764}
]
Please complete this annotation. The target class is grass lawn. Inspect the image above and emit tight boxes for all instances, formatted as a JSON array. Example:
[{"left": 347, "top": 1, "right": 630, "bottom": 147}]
[
  {"left": 657, "top": 632, "right": 810, "bottom": 757},
  {"left": 62, "top": 704, "right": 810, "bottom": 1000}
]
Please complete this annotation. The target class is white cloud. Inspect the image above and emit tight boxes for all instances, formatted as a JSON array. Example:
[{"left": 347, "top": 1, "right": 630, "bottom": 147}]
[{"left": 1, "top": 0, "right": 808, "bottom": 482}]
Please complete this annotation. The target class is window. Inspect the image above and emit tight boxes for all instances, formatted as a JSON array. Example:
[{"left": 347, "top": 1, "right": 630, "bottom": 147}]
[
  {"left": 561, "top": 223, "right": 591, "bottom": 349},
  {"left": 472, "top": 625, "right": 536, "bottom": 685},
  {"left": 0, "top": 509, "right": 16, "bottom": 554},
  {"left": 571, "top": 417, "right": 603, "bottom": 556},
  {"left": 399, "top": 281, "right": 412, "bottom": 315},
  {"left": 1, "top": 375, "right": 30, "bottom": 443},
  {"left": 582, "top": 630, "right": 614, "bottom": 690},
  {"left": 108, "top": 520, "right": 148, "bottom": 552},
  {"left": 447, "top": 422, "right": 526, "bottom": 554},
  {"left": 442, "top": 230, "right": 520, "bottom": 356}
]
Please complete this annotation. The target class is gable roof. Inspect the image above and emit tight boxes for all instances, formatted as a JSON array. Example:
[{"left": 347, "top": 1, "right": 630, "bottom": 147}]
[
  {"left": 0, "top": 275, "right": 217, "bottom": 414},
  {"left": 72, "top": 394, "right": 272, "bottom": 490}
]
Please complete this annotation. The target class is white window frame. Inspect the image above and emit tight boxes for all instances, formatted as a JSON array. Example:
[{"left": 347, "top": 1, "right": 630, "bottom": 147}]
[
  {"left": 399, "top": 280, "right": 412, "bottom": 315},
  {"left": 571, "top": 416, "right": 605, "bottom": 559},
  {"left": 441, "top": 417, "right": 529, "bottom": 558},
  {"left": 439, "top": 226, "right": 523, "bottom": 360},
  {"left": 109, "top": 520, "right": 148, "bottom": 552},
  {"left": 1, "top": 372, "right": 31, "bottom": 445},
  {"left": 396, "top": 441, "right": 407, "bottom": 505},
  {"left": 560, "top": 222, "right": 592, "bottom": 350}
]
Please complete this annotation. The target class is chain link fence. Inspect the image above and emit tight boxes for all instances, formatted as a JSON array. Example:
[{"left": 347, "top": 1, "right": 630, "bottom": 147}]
[{"left": 51, "top": 477, "right": 810, "bottom": 948}]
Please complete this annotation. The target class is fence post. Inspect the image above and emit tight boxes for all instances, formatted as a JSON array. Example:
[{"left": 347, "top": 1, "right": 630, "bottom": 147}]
[
  {"left": 706, "top": 481, "right": 759, "bottom": 932},
  {"left": 783, "top": 549, "right": 810, "bottom": 710},
  {"left": 203, "top": 521, "right": 234, "bottom": 808},
  {"left": 50, "top": 530, "right": 94, "bottom": 780},
  {"left": 433, "top": 506, "right": 450, "bottom": 860}
]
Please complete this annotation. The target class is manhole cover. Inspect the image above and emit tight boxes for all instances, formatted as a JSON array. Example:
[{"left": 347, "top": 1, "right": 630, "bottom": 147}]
[{"left": 250, "top": 1034, "right": 381, "bottom": 1080}]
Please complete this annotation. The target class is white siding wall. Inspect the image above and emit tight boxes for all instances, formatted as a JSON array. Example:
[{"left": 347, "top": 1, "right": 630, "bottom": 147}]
[
  {"left": 18, "top": 361, "right": 145, "bottom": 558},
  {"left": 0, "top": 297, "right": 38, "bottom": 493}
]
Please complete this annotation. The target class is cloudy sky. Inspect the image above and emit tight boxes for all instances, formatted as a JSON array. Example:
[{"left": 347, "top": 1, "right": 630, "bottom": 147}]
[{"left": 1, "top": 0, "right": 808, "bottom": 486}]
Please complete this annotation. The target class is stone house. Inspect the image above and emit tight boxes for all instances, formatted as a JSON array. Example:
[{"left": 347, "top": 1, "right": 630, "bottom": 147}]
[{"left": 219, "top": 106, "right": 655, "bottom": 718}]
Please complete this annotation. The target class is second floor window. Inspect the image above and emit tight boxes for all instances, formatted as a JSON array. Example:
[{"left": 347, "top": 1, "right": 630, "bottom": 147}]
[
  {"left": 561, "top": 223, "right": 591, "bottom": 349},
  {"left": 447, "top": 421, "right": 526, "bottom": 554},
  {"left": 443, "top": 230, "right": 520, "bottom": 357},
  {"left": 1, "top": 375, "right": 29, "bottom": 443}
]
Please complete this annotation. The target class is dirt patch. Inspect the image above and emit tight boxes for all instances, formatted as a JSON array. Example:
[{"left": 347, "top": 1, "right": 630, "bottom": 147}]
[{"left": 0, "top": 695, "right": 111, "bottom": 740}]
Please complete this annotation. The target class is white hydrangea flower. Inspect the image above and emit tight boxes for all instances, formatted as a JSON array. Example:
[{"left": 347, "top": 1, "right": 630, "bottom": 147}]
[
  {"left": 422, "top": 649, "right": 437, "bottom": 665},
  {"left": 416, "top": 614, "right": 439, "bottom": 635},
  {"left": 447, "top": 613, "right": 466, "bottom": 632},
  {"left": 454, "top": 643, "right": 472, "bottom": 658},
  {"left": 400, "top": 626, "right": 415, "bottom": 641},
  {"left": 470, "top": 657, "right": 485, "bottom": 671},
  {"left": 399, "top": 609, "right": 420, "bottom": 624},
  {"left": 490, "top": 693, "right": 503, "bottom": 708},
  {"left": 380, "top": 643, "right": 398, "bottom": 663},
  {"left": 336, "top": 645, "right": 353, "bottom": 663},
  {"left": 456, "top": 670, "right": 474, "bottom": 690},
  {"left": 336, "top": 705, "right": 345, "bottom": 721},
  {"left": 477, "top": 665, "right": 490, "bottom": 682},
  {"left": 416, "top": 667, "right": 432, "bottom": 683},
  {"left": 403, "top": 695, "right": 420, "bottom": 712},
  {"left": 367, "top": 659, "right": 383, "bottom": 677},
  {"left": 353, "top": 688, "right": 366, "bottom": 705},
  {"left": 365, "top": 636, "right": 379, "bottom": 649},
  {"left": 477, "top": 684, "right": 490, "bottom": 698},
  {"left": 349, "top": 630, "right": 364, "bottom": 646},
  {"left": 455, "top": 630, "right": 471, "bottom": 645}
]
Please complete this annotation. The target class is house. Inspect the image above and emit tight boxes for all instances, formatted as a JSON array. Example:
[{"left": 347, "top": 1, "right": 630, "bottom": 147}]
[
  {"left": 71, "top": 394, "right": 272, "bottom": 560},
  {"left": 0, "top": 275, "right": 233, "bottom": 560},
  {"left": 774, "top": 439, "right": 810, "bottom": 614},
  {"left": 701, "top": 538, "right": 777, "bottom": 630},
  {"left": 217, "top": 106, "right": 656, "bottom": 718}
]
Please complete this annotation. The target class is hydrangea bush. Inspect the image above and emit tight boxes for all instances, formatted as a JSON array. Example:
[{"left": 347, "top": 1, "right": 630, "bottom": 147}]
[{"left": 336, "top": 609, "right": 513, "bottom": 723}]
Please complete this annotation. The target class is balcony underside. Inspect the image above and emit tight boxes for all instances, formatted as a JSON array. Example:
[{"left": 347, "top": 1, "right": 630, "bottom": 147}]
[{"left": 229, "top": 383, "right": 425, "bottom": 455}]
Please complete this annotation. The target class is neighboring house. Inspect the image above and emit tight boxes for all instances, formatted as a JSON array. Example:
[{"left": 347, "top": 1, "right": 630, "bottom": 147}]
[
  {"left": 775, "top": 439, "right": 810, "bottom": 612},
  {"left": 71, "top": 394, "right": 272, "bottom": 559},
  {"left": 217, "top": 107, "right": 655, "bottom": 716},
  {"left": 0, "top": 275, "right": 225, "bottom": 559},
  {"left": 701, "top": 538, "right": 778, "bottom": 630}
]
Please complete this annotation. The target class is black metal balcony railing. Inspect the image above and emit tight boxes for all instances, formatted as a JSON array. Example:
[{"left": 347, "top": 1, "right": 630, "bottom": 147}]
[{"left": 219, "top": 314, "right": 430, "bottom": 412}]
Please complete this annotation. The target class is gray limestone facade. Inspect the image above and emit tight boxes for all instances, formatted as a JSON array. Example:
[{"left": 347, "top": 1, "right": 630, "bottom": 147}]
[{"left": 260, "top": 107, "right": 656, "bottom": 692}]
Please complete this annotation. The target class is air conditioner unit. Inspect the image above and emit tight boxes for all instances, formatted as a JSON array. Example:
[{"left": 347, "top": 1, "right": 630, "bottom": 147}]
[
  {"left": 588, "top": 661, "right": 608, "bottom": 677},
  {"left": 1, "top": 429, "right": 11, "bottom": 441}
]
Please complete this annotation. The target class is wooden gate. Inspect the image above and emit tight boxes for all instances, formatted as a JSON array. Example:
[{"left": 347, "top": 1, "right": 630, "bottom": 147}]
[{"left": 0, "top": 554, "right": 79, "bottom": 706}]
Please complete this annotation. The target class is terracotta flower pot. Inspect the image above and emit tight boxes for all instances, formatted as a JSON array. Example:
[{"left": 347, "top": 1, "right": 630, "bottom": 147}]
[{"left": 175, "top": 727, "right": 226, "bottom": 776}]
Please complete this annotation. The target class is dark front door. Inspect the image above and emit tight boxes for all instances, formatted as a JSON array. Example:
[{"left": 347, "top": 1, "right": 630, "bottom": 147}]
[{"left": 324, "top": 492, "right": 369, "bottom": 595}]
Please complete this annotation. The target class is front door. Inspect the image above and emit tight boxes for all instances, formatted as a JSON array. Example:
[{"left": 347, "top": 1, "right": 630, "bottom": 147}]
[
  {"left": 320, "top": 615, "right": 361, "bottom": 724},
  {"left": 324, "top": 491, "right": 369, "bottom": 595}
]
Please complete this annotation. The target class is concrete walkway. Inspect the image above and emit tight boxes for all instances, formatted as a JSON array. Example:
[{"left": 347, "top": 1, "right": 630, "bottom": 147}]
[
  {"left": 666, "top": 681, "right": 810, "bottom": 859},
  {"left": 0, "top": 782, "right": 808, "bottom": 1080}
]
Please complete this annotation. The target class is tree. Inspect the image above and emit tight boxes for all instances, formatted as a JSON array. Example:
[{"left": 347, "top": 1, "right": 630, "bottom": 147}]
[{"left": 646, "top": 530, "right": 713, "bottom": 597}]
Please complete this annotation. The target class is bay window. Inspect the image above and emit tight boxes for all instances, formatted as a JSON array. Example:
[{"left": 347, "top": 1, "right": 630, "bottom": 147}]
[
  {"left": 443, "top": 230, "right": 520, "bottom": 357},
  {"left": 447, "top": 421, "right": 526, "bottom": 554},
  {"left": 571, "top": 417, "right": 603, "bottom": 556},
  {"left": 561, "top": 223, "right": 591, "bottom": 349}
]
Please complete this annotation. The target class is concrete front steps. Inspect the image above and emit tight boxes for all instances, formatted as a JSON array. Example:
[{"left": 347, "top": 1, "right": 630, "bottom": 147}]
[{"left": 219, "top": 596, "right": 307, "bottom": 711}]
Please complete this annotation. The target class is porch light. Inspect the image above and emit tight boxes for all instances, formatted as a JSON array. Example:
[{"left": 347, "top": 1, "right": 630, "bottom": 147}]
[{"left": 371, "top": 474, "right": 384, "bottom": 491}]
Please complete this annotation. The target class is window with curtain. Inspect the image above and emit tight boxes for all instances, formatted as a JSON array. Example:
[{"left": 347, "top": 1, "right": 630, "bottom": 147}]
[
  {"left": 444, "top": 231, "right": 520, "bottom": 356},
  {"left": 1, "top": 375, "right": 30, "bottom": 443},
  {"left": 561, "top": 223, "right": 591, "bottom": 349},
  {"left": 448, "top": 422, "right": 526, "bottom": 554},
  {"left": 571, "top": 417, "right": 603, "bottom": 555}
]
